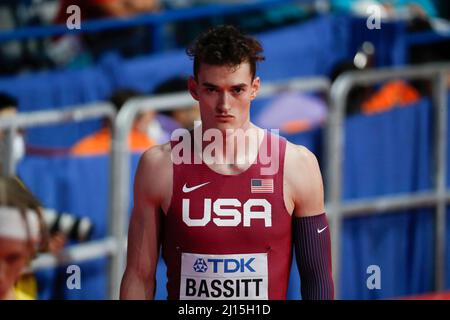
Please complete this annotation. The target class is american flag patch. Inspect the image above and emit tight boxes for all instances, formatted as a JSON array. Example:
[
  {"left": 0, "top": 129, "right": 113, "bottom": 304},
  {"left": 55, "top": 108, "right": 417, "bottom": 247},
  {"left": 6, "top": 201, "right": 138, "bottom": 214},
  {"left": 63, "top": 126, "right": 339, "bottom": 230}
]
[{"left": 251, "top": 179, "right": 274, "bottom": 193}]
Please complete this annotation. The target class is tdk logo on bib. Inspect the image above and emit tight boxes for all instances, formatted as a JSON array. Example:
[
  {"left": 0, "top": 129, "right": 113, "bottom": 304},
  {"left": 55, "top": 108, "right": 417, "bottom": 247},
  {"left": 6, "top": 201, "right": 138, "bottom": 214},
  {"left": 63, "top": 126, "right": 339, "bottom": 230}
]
[
  {"left": 181, "top": 253, "right": 268, "bottom": 300},
  {"left": 193, "top": 259, "right": 208, "bottom": 273},
  {"left": 207, "top": 258, "right": 255, "bottom": 273}
]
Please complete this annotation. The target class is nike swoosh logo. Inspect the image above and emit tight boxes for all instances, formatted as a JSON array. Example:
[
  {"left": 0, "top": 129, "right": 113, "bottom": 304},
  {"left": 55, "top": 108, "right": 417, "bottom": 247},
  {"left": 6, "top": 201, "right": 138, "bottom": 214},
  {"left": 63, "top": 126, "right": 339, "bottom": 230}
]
[
  {"left": 317, "top": 226, "right": 328, "bottom": 234},
  {"left": 182, "top": 182, "right": 210, "bottom": 193}
]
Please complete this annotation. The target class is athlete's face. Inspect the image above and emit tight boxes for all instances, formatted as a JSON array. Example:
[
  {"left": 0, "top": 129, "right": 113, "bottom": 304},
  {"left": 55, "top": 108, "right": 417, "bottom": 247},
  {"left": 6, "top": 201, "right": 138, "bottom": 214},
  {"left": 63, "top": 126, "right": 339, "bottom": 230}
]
[
  {"left": 188, "top": 62, "right": 260, "bottom": 132},
  {"left": 0, "top": 237, "right": 31, "bottom": 299}
]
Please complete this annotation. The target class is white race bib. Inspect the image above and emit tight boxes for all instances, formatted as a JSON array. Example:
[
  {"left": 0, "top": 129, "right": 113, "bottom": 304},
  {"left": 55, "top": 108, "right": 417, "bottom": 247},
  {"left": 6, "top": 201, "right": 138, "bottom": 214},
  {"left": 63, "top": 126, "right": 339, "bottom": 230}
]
[{"left": 180, "top": 252, "right": 268, "bottom": 300}]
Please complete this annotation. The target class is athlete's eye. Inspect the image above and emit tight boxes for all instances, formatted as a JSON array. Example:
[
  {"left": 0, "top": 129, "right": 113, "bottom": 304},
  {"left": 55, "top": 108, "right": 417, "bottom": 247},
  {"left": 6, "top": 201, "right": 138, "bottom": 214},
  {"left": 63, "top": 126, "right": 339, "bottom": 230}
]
[
  {"left": 233, "top": 88, "right": 243, "bottom": 94},
  {"left": 206, "top": 87, "right": 217, "bottom": 93}
]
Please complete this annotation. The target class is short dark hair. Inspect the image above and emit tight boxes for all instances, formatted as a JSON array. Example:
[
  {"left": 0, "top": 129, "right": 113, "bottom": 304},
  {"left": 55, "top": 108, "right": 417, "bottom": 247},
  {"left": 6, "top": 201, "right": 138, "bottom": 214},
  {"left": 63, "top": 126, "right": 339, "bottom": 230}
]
[
  {"left": 153, "top": 76, "right": 189, "bottom": 117},
  {"left": 186, "top": 25, "right": 265, "bottom": 79},
  {"left": 109, "top": 88, "right": 142, "bottom": 112},
  {"left": 153, "top": 76, "right": 188, "bottom": 95},
  {"left": 0, "top": 93, "right": 18, "bottom": 111},
  {"left": 104, "top": 89, "right": 143, "bottom": 128}
]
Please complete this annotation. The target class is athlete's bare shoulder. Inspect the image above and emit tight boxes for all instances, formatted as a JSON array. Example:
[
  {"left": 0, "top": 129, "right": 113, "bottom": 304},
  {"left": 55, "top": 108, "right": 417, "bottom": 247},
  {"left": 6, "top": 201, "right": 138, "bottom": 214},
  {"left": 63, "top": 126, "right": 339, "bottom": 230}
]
[
  {"left": 284, "top": 141, "right": 324, "bottom": 217},
  {"left": 140, "top": 142, "right": 172, "bottom": 168},
  {"left": 285, "top": 141, "right": 319, "bottom": 169},
  {"left": 134, "top": 142, "right": 173, "bottom": 209}
]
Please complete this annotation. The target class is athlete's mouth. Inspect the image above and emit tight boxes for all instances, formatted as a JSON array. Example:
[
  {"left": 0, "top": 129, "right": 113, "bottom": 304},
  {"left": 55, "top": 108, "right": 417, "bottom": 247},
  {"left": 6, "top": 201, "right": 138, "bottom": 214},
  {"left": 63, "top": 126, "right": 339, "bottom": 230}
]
[{"left": 215, "top": 115, "right": 234, "bottom": 119}]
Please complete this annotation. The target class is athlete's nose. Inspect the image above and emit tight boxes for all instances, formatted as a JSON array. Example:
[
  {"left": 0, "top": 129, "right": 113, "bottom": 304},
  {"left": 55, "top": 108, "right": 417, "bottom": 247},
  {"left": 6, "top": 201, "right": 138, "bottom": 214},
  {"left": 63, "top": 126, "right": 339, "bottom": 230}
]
[{"left": 216, "top": 92, "right": 231, "bottom": 114}]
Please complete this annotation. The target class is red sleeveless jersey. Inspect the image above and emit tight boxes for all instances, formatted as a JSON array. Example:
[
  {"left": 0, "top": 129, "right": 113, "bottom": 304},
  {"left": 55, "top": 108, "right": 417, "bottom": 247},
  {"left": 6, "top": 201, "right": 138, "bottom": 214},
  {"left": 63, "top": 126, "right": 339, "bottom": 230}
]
[{"left": 162, "top": 129, "right": 292, "bottom": 300}]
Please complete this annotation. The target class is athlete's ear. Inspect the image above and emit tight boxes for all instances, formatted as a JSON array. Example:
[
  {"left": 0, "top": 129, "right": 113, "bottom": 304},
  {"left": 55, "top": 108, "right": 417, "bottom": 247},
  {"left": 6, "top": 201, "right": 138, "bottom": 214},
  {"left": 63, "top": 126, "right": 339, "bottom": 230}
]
[
  {"left": 188, "top": 76, "right": 199, "bottom": 101},
  {"left": 250, "top": 76, "right": 260, "bottom": 101}
]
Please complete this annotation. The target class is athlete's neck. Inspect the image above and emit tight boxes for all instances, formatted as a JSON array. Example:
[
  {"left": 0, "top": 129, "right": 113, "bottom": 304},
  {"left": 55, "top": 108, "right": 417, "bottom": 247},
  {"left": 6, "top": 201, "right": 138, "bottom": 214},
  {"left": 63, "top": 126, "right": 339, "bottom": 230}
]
[{"left": 194, "top": 123, "right": 265, "bottom": 168}]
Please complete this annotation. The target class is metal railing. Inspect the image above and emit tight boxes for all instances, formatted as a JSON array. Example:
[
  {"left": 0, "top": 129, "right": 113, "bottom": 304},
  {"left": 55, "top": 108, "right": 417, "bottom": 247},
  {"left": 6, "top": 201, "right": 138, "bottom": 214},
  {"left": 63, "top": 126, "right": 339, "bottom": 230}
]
[
  {"left": 110, "top": 77, "right": 331, "bottom": 299},
  {"left": 0, "top": 102, "right": 116, "bottom": 176},
  {"left": 29, "top": 236, "right": 118, "bottom": 272},
  {"left": 0, "top": 102, "right": 118, "bottom": 278},
  {"left": 326, "top": 62, "right": 450, "bottom": 299}
]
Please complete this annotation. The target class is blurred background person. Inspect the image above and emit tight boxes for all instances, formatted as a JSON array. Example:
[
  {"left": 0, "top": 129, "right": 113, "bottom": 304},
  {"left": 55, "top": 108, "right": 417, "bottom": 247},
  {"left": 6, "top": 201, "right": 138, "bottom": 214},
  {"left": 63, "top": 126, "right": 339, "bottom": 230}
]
[
  {"left": 0, "top": 93, "right": 25, "bottom": 175},
  {"left": 0, "top": 91, "right": 72, "bottom": 174},
  {"left": 152, "top": 76, "right": 200, "bottom": 131},
  {"left": 0, "top": 176, "right": 48, "bottom": 300},
  {"left": 328, "top": 39, "right": 443, "bottom": 116},
  {"left": 71, "top": 88, "right": 156, "bottom": 155},
  {"left": 255, "top": 92, "right": 328, "bottom": 134},
  {"left": 0, "top": 94, "right": 69, "bottom": 298}
]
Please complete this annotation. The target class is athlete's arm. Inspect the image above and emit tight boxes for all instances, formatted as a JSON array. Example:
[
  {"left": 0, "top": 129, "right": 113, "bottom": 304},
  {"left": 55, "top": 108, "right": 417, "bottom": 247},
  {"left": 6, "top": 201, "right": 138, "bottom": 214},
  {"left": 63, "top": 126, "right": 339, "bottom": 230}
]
[
  {"left": 285, "top": 143, "right": 334, "bottom": 300},
  {"left": 120, "top": 144, "right": 171, "bottom": 299}
]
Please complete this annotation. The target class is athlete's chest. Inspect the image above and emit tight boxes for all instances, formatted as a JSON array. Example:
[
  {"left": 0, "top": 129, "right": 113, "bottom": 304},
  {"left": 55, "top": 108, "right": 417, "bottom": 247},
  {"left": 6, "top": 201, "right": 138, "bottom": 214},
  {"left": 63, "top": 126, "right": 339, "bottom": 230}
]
[
  {"left": 166, "top": 175, "right": 290, "bottom": 247},
  {"left": 178, "top": 175, "right": 279, "bottom": 221}
]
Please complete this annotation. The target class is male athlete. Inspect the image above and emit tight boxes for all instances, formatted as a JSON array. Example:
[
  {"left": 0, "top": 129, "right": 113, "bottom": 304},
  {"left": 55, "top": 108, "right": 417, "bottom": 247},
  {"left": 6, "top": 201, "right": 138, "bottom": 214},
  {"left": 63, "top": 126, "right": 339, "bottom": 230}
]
[{"left": 120, "top": 25, "right": 334, "bottom": 300}]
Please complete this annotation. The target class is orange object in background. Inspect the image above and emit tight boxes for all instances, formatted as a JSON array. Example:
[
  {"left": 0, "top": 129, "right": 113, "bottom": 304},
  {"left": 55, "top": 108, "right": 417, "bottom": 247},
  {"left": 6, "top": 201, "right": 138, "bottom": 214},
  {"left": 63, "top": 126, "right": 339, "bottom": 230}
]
[
  {"left": 362, "top": 80, "right": 421, "bottom": 115},
  {"left": 399, "top": 291, "right": 450, "bottom": 300},
  {"left": 281, "top": 119, "right": 312, "bottom": 134},
  {"left": 71, "top": 127, "right": 155, "bottom": 156}
]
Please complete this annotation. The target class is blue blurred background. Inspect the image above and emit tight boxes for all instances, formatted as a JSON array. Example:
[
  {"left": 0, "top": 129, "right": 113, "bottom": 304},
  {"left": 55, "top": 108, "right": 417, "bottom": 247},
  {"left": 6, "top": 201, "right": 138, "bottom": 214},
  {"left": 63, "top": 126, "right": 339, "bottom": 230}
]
[{"left": 0, "top": 0, "right": 449, "bottom": 300}]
